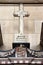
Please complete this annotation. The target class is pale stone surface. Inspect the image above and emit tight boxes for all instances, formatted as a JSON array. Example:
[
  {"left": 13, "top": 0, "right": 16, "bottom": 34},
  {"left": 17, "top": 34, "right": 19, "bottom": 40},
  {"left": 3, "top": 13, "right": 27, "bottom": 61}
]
[
  {"left": 24, "top": 6, "right": 43, "bottom": 20},
  {"left": 0, "top": 6, "right": 43, "bottom": 50},
  {"left": 28, "top": 34, "right": 40, "bottom": 50},
  {"left": 34, "top": 20, "right": 42, "bottom": 34},
  {"left": 1, "top": 20, "right": 19, "bottom": 34},
  {"left": 24, "top": 19, "right": 35, "bottom": 34},
  {"left": 0, "top": 6, "right": 14, "bottom": 19},
  {"left": 0, "top": 34, "right": 14, "bottom": 50}
]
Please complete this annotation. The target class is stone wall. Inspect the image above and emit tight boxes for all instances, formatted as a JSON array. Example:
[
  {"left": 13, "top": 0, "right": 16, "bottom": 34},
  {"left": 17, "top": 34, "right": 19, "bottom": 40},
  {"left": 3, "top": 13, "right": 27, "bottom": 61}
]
[{"left": 0, "top": 5, "right": 43, "bottom": 50}]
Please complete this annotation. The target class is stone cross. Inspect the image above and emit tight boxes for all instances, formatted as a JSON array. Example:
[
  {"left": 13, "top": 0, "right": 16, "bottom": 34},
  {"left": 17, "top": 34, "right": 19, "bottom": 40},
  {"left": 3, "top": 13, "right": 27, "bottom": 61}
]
[{"left": 13, "top": 4, "right": 29, "bottom": 34}]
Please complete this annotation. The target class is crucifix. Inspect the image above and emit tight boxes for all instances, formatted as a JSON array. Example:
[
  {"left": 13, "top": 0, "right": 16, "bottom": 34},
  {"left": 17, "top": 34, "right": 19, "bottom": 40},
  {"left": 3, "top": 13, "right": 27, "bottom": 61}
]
[{"left": 13, "top": 4, "right": 29, "bottom": 34}]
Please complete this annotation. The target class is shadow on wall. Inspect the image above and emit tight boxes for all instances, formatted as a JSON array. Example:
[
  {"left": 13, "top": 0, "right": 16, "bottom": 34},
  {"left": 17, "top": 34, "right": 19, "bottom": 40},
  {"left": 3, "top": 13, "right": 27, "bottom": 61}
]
[
  {"left": 0, "top": 25, "right": 3, "bottom": 47},
  {"left": 40, "top": 22, "right": 43, "bottom": 49}
]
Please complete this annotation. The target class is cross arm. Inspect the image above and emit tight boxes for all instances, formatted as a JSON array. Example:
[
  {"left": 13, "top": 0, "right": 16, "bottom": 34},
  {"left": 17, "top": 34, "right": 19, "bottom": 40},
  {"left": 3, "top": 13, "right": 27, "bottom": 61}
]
[
  {"left": 13, "top": 11, "right": 19, "bottom": 17},
  {"left": 24, "top": 11, "right": 29, "bottom": 17}
]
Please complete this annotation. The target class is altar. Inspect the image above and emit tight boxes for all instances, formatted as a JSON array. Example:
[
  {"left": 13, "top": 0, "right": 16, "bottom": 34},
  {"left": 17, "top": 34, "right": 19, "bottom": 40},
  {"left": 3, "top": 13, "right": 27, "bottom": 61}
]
[{"left": 0, "top": 0, "right": 43, "bottom": 65}]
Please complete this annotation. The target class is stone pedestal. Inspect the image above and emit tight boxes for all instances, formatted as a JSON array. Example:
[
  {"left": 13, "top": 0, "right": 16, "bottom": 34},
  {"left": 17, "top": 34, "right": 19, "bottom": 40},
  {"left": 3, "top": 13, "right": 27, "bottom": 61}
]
[
  {"left": 14, "top": 34, "right": 28, "bottom": 42},
  {"left": 13, "top": 34, "right": 30, "bottom": 49}
]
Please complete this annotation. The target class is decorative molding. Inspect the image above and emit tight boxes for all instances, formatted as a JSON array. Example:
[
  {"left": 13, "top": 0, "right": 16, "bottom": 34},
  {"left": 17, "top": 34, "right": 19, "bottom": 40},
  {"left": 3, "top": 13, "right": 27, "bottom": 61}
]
[{"left": 0, "top": 0, "right": 43, "bottom": 4}]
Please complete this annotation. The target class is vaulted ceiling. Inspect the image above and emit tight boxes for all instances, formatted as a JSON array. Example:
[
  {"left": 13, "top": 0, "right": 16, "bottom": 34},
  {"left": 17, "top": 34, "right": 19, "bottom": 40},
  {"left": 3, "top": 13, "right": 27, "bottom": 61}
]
[{"left": 0, "top": 0, "right": 43, "bottom": 4}]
